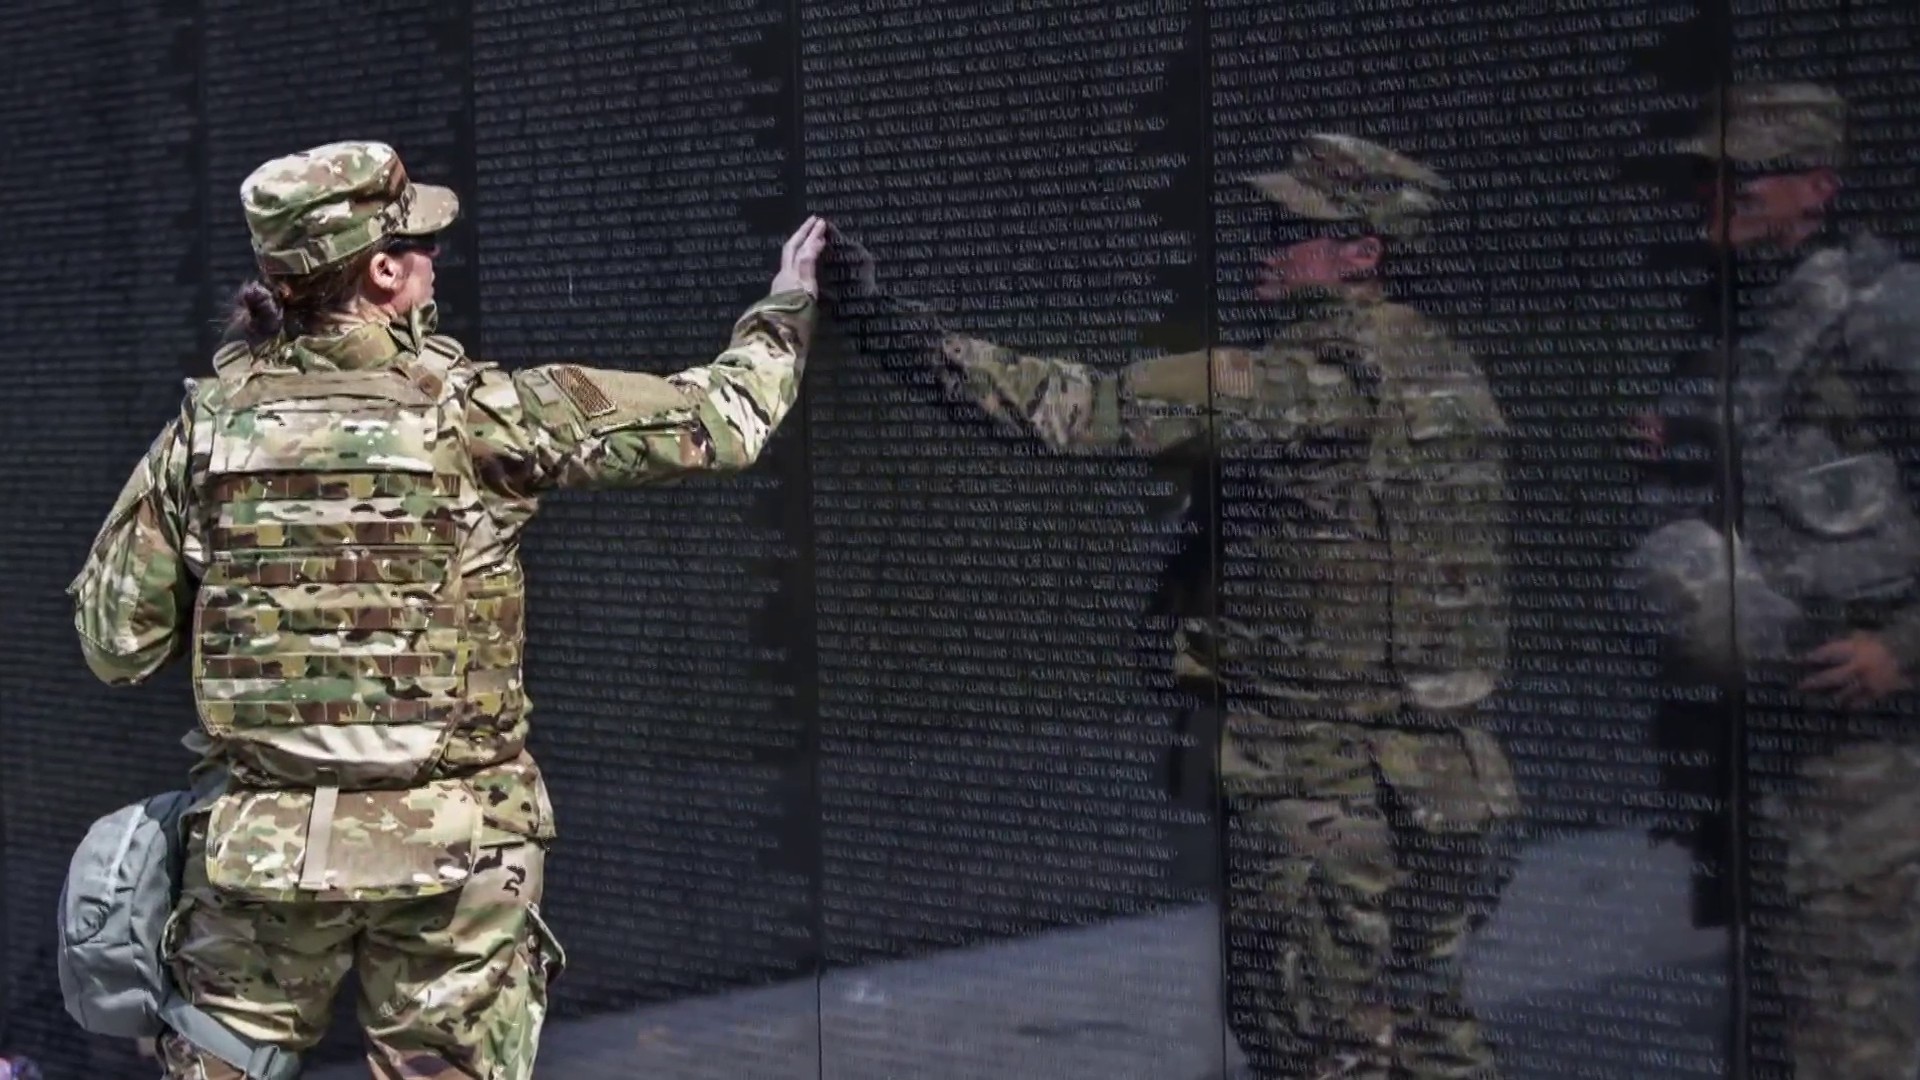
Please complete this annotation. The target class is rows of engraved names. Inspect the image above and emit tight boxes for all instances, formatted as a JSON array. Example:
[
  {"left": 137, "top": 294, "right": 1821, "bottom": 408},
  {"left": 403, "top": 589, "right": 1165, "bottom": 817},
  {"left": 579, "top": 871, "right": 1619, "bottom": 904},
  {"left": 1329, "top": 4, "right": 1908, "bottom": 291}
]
[
  {"left": 526, "top": 650, "right": 808, "bottom": 995},
  {"left": 801, "top": 0, "right": 1194, "bottom": 352},
  {"left": 473, "top": 0, "right": 790, "bottom": 356},
  {"left": 803, "top": 0, "right": 1204, "bottom": 947},
  {"left": 473, "top": 0, "right": 811, "bottom": 993},
  {"left": 1, "top": 10, "right": 191, "bottom": 1070},
  {"left": 1209, "top": 0, "right": 1702, "bottom": 349},
  {"left": 106, "top": 0, "right": 198, "bottom": 357},
  {"left": 813, "top": 484, "right": 1201, "bottom": 935},
  {"left": 1214, "top": 2, "right": 1706, "bottom": 344},
  {"left": 3, "top": 0, "right": 192, "bottom": 956},
  {"left": 199, "top": 1, "right": 466, "bottom": 297}
]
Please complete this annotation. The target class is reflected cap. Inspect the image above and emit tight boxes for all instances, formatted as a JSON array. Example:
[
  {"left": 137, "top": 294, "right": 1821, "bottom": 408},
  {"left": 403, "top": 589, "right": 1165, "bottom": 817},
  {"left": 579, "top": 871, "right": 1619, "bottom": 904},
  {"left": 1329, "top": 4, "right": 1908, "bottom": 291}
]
[
  {"left": 241, "top": 141, "right": 460, "bottom": 277},
  {"left": 1681, "top": 83, "right": 1847, "bottom": 169},
  {"left": 1244, "top": 134, "right": 1447, "bottom": 239}
]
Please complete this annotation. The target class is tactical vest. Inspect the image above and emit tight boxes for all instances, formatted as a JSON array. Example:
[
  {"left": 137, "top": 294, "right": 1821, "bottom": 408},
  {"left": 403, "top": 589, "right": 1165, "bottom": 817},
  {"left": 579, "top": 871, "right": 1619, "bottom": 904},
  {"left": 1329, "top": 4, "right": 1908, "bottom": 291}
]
[
  {"left": 1736, "top": 240, "right": 1920, "bottom": 625},
  {"left": 1180, "top": 309, "right": 1508, "bottom": 719},
  {"left": 188, "top": 335, "right": 505, "bottom": 797}
]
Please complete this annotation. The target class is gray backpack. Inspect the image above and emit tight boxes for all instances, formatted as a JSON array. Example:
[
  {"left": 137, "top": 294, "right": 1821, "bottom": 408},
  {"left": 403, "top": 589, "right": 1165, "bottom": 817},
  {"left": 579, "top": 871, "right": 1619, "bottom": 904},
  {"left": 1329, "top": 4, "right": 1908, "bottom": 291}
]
[{"left": 57, "top": 779, "right": 300, "bottom": 1080}]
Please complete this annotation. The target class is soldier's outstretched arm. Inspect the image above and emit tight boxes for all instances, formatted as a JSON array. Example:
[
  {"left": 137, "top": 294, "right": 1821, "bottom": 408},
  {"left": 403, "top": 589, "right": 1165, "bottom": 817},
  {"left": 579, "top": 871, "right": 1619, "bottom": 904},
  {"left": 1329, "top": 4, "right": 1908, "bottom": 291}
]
[
  {"left": 66, "top": 402, "right": 197, "bottom": 686},
  {"left": 937, "top": 334, "right": 1255, "bottom": 459},
  {"left": 831, "top": 232, "right": 1250, "bottom": 458},
  {"left": 469, "top": 218, "right": 828, "bottom": 494}
]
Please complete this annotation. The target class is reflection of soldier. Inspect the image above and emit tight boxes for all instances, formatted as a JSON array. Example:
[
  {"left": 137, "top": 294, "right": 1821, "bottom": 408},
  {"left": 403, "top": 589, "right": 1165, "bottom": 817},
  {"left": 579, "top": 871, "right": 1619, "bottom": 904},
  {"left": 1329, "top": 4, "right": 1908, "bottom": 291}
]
[
  {"left": 850, "top": 136, "right": 1516, "bottom": 1080},
  {"left": 1634, "top": 85, "right": 1920, "bottom": 1080},
  {"left": 67, "top": 142, "right": 826, "bottom": 1078}
]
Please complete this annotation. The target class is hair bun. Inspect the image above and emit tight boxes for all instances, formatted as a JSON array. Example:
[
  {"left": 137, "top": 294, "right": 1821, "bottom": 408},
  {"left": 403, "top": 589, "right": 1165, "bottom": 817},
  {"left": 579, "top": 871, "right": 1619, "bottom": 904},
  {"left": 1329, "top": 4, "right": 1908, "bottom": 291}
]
[{"left": 228, "top": 279, "right": 285, "bottom": 343}]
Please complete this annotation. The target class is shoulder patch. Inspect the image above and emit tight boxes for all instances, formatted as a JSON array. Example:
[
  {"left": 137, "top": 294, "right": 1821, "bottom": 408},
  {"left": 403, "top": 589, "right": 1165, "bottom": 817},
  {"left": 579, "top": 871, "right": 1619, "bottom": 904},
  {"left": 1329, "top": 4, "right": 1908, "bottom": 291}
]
[
  {"left": 551, "top": 365, "right": 616, "bottom": 420},
  {"left": 519, "top": 368, "right": 566, "bottom": 408},
  {"left": 1211, "top": 349, "right": 1256, "bottom": 399}
]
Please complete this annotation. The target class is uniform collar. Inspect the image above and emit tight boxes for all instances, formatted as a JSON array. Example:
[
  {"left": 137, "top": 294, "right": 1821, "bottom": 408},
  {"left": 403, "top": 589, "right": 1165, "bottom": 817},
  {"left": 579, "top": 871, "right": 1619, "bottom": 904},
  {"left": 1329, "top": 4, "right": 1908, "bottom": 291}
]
[
  {"left": 283, "top": 317, "right": 406, "bottom": 372},
  {"left": 1284, "top": 280, "right": 1387, "bottom": 315}
]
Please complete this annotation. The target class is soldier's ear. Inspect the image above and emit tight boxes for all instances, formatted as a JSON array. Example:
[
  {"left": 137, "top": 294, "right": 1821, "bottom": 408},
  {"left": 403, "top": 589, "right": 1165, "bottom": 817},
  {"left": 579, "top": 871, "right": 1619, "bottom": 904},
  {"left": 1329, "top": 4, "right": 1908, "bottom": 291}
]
[
  {"left": 366, "top": 250, "right": 403, "bottom": 294},
  {"left": 1344, "top": 236, "right": 1384, "bottom": 272},
  {"left": 1805, "top": 167, "right": 1842, "bottom": 207}
]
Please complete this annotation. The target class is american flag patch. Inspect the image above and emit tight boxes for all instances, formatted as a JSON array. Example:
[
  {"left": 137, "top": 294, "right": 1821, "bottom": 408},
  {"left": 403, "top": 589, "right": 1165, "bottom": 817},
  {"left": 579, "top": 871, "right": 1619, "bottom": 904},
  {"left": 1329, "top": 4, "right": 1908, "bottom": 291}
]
[
  {"left": 1212, "top": 350, "right": 1256, "bottom": 399},
  {"left": 552, "top": 365, "right": 615, "bottom": 419}
]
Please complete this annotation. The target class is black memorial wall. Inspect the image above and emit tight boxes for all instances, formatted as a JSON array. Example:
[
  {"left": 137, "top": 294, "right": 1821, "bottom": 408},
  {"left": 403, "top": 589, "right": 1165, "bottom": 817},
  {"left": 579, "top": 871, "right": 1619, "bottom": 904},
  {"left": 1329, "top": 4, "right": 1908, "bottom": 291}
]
[{"left": 1, "top": 0, "right": 1915, "bottom": 1077}]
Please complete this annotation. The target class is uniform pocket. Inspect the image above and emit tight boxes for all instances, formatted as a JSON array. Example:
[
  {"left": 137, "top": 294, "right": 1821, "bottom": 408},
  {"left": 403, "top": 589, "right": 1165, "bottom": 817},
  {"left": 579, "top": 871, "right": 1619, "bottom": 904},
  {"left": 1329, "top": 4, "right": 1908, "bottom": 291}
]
[
  {"left": 1370, "top": 729, "right": 1515, "bottom": 833},
  {"left": 523, "top": 903, "right": 567, "bottom": 989},
  {"left": 203, "top": 781, "right": 484, "bottom": 903},
  {"left": 1459, "top": 727, "right": 1521, "bottom": 822}
]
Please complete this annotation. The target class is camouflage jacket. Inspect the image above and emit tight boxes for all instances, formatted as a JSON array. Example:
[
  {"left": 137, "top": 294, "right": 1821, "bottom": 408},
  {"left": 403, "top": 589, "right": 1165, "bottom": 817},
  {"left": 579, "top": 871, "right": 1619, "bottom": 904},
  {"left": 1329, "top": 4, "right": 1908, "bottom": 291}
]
[
  {"left": 69, "top": 290, "right": 815, "bottom": 856},
  {"left": 937, "top": 285, "right": 1510, "bottom": 723},
  {"left": 1735, "top": 232, "right": 1920, "bottom": 667}
]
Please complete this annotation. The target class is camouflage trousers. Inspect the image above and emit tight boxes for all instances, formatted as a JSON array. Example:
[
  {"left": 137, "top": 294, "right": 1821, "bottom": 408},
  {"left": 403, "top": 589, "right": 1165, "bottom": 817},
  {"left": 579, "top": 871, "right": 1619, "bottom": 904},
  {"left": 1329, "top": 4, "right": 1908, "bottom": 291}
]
[
  {"left": 1223, "top": 713, "right": 1519, "bottom": 1080},
  {"left": 158, "top": 819, "right": 565, "bottom": 1080},
  {"left": 1752, "top": 739, "right": 1920, "bottom": 1080}
]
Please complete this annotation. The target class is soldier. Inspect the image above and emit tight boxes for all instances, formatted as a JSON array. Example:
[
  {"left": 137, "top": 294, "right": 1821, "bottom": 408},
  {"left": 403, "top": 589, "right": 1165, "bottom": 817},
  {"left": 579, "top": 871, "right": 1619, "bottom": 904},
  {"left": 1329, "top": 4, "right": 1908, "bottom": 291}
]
[
  {"left": 1632, "top": 84, "right": 1920, "bottom": 1080},
  {"left": 65, "top": 140, "right": 828, "bottom": 1079},
  {"left": 845, "top": 134, "right": 1516, "bottom": 1080}
]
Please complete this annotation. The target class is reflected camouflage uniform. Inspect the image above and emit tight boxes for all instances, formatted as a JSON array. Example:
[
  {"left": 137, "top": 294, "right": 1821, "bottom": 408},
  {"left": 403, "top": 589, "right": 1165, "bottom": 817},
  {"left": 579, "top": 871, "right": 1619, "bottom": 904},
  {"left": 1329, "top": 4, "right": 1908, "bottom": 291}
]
[
  {"left": 1634, "top": 85, "right": 1920, "bottom": 1080},
  {"left": 68, "top": 141, "right": 815, "bottom": 1080},
  {"left": 936, "top": 135, "right": 1515, "bottom": 1080}
]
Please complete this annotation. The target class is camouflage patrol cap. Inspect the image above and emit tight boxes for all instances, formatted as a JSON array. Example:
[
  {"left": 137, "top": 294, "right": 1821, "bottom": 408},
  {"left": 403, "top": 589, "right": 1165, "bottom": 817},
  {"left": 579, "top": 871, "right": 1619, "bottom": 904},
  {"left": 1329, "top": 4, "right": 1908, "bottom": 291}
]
[
  {"left": 240, "top": 141, "right": 459, "bottom": 277},
  {"left": 1245, "top": 134, "right": 1447, "bottom": 239},
  {"left": 1681, "top": 83, "right": 1847, "bottom": 169}
]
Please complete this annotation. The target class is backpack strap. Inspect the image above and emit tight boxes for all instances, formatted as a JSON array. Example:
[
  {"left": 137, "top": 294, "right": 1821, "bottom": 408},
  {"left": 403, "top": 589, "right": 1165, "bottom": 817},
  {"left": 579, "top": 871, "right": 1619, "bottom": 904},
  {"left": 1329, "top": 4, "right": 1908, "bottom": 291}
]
[
  {"left": 158, "top": 994, "right": 300, "bottom": 1080},
  {"left": 156, "top": 766, "right": 293, "bottom": 1078}
]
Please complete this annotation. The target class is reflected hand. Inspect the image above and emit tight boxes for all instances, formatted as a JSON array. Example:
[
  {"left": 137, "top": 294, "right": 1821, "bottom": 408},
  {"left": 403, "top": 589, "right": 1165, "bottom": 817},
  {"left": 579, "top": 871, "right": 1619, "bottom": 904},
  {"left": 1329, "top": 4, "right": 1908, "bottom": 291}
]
[
  {"left": 1627, "top": 411, "right": 1665, "bottom": 458},
  {"left": 1799, "top": 632, "right": 1910, "bottom": 707},
  {"left": 771, "top": 216, "right": 830, "bottom": 299},
  {"left": 826, "top": 225, "right": 880, "bottom": 299}
]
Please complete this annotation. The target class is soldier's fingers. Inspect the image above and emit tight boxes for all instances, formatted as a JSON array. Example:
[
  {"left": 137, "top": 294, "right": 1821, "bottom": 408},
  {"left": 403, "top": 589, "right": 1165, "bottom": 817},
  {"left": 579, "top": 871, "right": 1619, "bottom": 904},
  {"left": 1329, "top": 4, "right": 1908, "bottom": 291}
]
[
  {"left": 1847, "top": 675, "right": 1890, "bottom": 706},
  {"left": 1803, "top": 640, "right": 1857, "bottom": 664},
  {"left": 782, "top": 217, "right": 819, "bottom": 263},
  {"left": 801, "top": 215, "right": 827, "bottom": 250},
  {"left": 1865, "top": 669, "right": 1905, "bottom": 697},
  {"left": 1797, "top": 660, "right": 1862, "bottom": 693},
  {"left": 788, "top": 222, "right": 826, "bottom": 273},
  {"left": 797, "top": 221, "right": 829, "bottom": 264}
]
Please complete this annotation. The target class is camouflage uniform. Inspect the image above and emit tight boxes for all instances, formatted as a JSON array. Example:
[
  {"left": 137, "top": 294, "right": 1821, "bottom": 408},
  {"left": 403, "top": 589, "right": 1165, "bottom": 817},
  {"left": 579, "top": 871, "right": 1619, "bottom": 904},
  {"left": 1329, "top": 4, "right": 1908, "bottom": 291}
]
[
  {"left": 1635, "top": 87, "right": 1920, "bottom": 1080},
  {"left": 67, "top": 141, "right": 815, "bottom": 1079},
  {"left": 934, "top": 136, "right": 1515, "bottom": 1080}
]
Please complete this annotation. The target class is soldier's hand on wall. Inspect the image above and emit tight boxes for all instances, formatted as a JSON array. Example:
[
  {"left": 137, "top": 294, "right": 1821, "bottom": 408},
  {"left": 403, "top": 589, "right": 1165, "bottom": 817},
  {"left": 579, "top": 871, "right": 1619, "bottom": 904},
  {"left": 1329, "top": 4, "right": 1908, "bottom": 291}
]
[
  {"left": 771, "top": 216, "right": 830, "bottom": 299},
  {"left": 1798, "top": 631, "right": 1912, "bottom": 706}
]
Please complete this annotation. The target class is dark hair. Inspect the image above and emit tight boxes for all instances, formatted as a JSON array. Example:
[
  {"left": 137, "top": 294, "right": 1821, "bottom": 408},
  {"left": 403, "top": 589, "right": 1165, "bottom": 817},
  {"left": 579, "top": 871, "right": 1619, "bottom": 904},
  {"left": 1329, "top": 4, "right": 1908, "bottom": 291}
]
[{"left": 225, "top": 242, "right": 386, "bottom": 346}]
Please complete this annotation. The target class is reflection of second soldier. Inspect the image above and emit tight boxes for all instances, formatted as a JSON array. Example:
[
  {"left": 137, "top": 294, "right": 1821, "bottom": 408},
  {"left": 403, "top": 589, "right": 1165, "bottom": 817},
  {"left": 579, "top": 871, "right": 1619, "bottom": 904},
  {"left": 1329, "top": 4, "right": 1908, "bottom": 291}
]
[
  {"left": 847, "top": 136, "right": 1517, "bottom": 1080},
  {"left": 1635, "top": 84, "right": 1920, "bottom": 1080}
]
